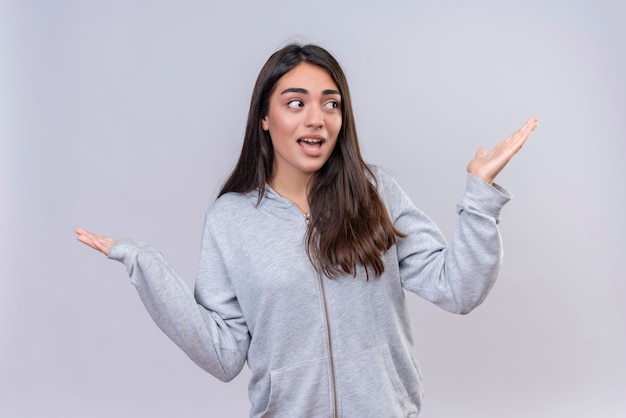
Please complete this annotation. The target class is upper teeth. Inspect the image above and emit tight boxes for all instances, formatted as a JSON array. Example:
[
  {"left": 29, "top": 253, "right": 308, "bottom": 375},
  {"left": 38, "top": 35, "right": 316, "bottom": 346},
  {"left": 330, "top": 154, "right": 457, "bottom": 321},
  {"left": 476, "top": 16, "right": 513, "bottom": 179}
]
[{"left": 301, "top": 138, "right": 321, "bottom": 143}]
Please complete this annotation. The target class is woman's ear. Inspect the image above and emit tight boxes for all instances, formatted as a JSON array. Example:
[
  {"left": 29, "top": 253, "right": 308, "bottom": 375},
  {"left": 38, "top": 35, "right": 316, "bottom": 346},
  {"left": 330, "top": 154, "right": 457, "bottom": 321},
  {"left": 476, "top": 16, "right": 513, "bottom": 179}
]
[{"left": 261, "top": 116, "right": 269, "bottom": 131}]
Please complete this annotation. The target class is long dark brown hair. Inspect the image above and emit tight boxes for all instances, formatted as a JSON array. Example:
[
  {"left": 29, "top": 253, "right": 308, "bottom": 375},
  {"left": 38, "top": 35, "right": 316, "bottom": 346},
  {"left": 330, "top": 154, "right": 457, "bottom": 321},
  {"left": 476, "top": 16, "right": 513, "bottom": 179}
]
[{"left": 219, "top": 44, "right": 403, "bottom": 278}]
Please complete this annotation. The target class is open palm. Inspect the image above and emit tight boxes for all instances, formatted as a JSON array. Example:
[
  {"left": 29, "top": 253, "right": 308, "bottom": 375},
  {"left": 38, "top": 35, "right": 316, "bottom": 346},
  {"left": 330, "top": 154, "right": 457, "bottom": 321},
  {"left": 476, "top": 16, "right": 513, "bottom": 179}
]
[
  {"left": 467, "top": 117, "right": 538, "bottom": 185},
  {"left": 75, "top": 227, "right": 117, "bottom": 256}
]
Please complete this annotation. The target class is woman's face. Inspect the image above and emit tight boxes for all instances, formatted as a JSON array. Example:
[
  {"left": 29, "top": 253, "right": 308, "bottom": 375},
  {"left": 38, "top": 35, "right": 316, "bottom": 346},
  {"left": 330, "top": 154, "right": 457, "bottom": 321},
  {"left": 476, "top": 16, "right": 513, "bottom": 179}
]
[{"left": 262, "top": 62, "right": 342, "bottom": 183}]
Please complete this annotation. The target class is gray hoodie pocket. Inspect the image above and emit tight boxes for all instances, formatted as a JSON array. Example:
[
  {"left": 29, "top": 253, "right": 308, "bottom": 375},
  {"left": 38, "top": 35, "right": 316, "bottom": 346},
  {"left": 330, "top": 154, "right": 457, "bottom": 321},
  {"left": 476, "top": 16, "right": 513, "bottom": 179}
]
[
  {"left": 335, "top": 344, "right": 417, "bottom": 417},
  {"left": 260, "top": 357, "right": 332, "bottom": 418}
]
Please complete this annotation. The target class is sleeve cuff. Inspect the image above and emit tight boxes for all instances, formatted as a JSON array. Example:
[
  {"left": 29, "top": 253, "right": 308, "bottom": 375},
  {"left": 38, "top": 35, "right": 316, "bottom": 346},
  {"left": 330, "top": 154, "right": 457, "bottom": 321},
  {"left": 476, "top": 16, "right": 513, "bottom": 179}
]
[
  {"left": 107, "top": 239, "right": 150, "bottom": 264},
  {"left": 459, "top": 174, "right": 513, "bottom": 222}
]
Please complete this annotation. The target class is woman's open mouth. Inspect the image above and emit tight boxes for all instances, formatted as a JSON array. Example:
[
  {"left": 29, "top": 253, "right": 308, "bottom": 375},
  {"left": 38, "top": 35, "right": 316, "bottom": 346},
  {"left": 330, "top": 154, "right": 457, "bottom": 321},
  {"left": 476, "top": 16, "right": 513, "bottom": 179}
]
[{"left": 297, "top": 137, "right": 325, "bottom": 156}]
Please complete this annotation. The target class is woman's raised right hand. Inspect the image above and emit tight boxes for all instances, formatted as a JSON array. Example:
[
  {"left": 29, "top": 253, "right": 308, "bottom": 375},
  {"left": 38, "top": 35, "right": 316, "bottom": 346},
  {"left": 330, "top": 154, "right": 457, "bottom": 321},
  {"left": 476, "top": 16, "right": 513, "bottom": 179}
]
[{"left": 75, "top": 227, "right": 117, "bottom": 256}]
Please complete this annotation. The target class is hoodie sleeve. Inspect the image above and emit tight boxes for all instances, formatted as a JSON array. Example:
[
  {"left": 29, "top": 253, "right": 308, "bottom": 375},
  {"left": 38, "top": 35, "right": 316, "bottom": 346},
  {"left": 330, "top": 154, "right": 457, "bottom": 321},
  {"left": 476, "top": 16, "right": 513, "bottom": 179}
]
[
  {"left": 377, "top": 169, "right": 512, "bottom": 314},
  {"left": 108, "top": 222, "right": 250, "bottom": 382}
]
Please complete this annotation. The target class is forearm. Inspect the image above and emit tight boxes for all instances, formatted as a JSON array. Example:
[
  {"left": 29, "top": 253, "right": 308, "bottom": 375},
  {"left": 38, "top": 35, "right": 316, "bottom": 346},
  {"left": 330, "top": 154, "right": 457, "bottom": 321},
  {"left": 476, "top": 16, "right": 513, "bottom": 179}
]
[
  {"left": 397, "top": 175, "right": 511, "bottom": 314},
  {"left": 109, "top": 240, "right": 248, "bottom": 381}
]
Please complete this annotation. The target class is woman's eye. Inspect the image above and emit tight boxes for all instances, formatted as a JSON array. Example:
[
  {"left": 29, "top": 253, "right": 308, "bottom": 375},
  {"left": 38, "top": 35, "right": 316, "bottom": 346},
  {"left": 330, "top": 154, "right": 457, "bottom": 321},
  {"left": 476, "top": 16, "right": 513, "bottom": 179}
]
[
  {"left": 324, "top": 101, "right": 340, "bottom": 110},
  {"left": 287, "top": 99, "right": 304, "bottom": 109}
]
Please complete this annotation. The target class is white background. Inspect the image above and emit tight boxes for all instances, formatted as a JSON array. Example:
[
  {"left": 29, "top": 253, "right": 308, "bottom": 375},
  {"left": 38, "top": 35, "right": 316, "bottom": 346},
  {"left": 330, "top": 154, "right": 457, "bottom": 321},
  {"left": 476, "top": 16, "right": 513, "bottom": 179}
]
[{"left": 2, "top": 0, "right": 625, "bottom": 416}]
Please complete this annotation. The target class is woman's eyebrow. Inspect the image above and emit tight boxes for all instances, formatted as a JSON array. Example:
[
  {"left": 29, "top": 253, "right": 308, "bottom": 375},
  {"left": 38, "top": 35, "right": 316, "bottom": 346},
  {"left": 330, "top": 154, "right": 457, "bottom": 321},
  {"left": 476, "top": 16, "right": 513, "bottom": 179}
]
[
  {"left": 322, "top": 89, "right": 341, "bottom": 96},
  {"left": 280, "top": 87, "right": 341, "bottom": 96}
]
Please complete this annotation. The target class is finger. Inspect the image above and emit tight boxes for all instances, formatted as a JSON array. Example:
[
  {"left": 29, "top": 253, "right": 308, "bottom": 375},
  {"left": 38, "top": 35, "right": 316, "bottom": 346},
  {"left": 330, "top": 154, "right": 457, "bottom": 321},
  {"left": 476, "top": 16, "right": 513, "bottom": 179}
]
[
  {"left": 520, "top": 116, "right": 538, "bottom": 128},
  {"left": 516, "top": 117, "right": 539, "bottom": 139},
  {"left": 75, "top": 227, "right": 90, "bottom": 237},
  {"left": 475, "top": 147, "right": 487, "bottom": 159},
  {"left": 92, "top": 240, "right": 110, "bottom": 255},
  {"left": 76, "top": 233, "right": 99, "bottom": 250},
  {"left": 503, "top": 117, "right": 539, "bottom": 152},
  {"left": 516, "top": 119, "right": 538, "bottom": 145},
  {"left": 75, "top": 227, "right": 113, "bottom": 255},
  {"left": 76, "top": 228, "right": 98, "bottom": 245},
  {"left": 76, "top": 228, "right": 111, "bottom": 244},
  {"left": 75, "top": 227, "right": 92, "bottom": 242}
]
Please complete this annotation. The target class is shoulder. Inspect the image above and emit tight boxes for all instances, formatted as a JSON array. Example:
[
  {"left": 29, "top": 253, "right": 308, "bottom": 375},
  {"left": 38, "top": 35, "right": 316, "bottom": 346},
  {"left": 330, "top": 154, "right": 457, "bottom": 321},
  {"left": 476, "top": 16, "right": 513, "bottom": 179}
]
[
  {"left": 367, "top": 164, "right": 405, "bottom": 201},
  {"left": 205, "top": 190, "right": 259, "bottom": 225}
]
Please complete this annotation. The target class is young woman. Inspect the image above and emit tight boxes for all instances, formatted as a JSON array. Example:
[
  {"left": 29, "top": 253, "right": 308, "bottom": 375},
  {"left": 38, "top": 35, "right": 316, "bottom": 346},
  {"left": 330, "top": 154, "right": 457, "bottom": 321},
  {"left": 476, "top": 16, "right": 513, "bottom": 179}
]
[{"left": 76, "top": 44, "right": 538, "bottom": 417}]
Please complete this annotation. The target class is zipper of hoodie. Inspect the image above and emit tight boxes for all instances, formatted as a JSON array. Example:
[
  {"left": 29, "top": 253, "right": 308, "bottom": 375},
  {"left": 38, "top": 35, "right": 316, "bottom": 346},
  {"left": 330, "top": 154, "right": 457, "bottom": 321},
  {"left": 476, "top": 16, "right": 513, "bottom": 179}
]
[
  {"left": 317, "top": 267, "right": 338, "bottom": 417},
  {"left": 302, "top": 211, "right": 338, "bottom": 417}
]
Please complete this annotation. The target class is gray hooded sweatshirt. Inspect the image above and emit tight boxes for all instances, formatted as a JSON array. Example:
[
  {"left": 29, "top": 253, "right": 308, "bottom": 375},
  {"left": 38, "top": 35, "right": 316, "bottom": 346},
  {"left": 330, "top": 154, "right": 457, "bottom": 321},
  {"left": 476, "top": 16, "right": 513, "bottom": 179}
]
[{"left": 108, "top": 167, "right": 511, "bottom": 417}]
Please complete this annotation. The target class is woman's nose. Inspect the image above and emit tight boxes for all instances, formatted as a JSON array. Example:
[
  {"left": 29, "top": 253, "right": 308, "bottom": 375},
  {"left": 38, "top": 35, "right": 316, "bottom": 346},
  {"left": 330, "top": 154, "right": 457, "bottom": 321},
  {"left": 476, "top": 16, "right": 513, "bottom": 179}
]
[{"left": 304, "top": 105, "right": 324, "bottom": 128}]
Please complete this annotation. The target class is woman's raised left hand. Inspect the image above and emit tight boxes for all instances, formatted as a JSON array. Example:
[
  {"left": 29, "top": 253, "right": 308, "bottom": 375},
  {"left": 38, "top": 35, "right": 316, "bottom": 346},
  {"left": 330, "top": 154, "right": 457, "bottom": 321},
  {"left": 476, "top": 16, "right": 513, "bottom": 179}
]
[{"left": 467, "top": 117, "right": 538, "bottom": 185}]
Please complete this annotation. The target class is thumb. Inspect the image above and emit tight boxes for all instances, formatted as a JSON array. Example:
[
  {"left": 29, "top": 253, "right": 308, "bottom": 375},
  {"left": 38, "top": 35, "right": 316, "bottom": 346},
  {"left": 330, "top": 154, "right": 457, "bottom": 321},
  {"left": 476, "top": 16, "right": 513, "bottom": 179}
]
[{"left": 474, "top": 147, "right": 487, "bottom": 159}]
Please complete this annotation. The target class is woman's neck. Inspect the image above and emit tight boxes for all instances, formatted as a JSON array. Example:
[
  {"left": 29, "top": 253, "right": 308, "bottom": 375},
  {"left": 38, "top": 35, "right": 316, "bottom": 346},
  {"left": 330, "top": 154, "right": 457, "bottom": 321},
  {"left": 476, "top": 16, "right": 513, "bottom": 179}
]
[{"left": 268, "top": 174, "right": 311, "bottom": 214}]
